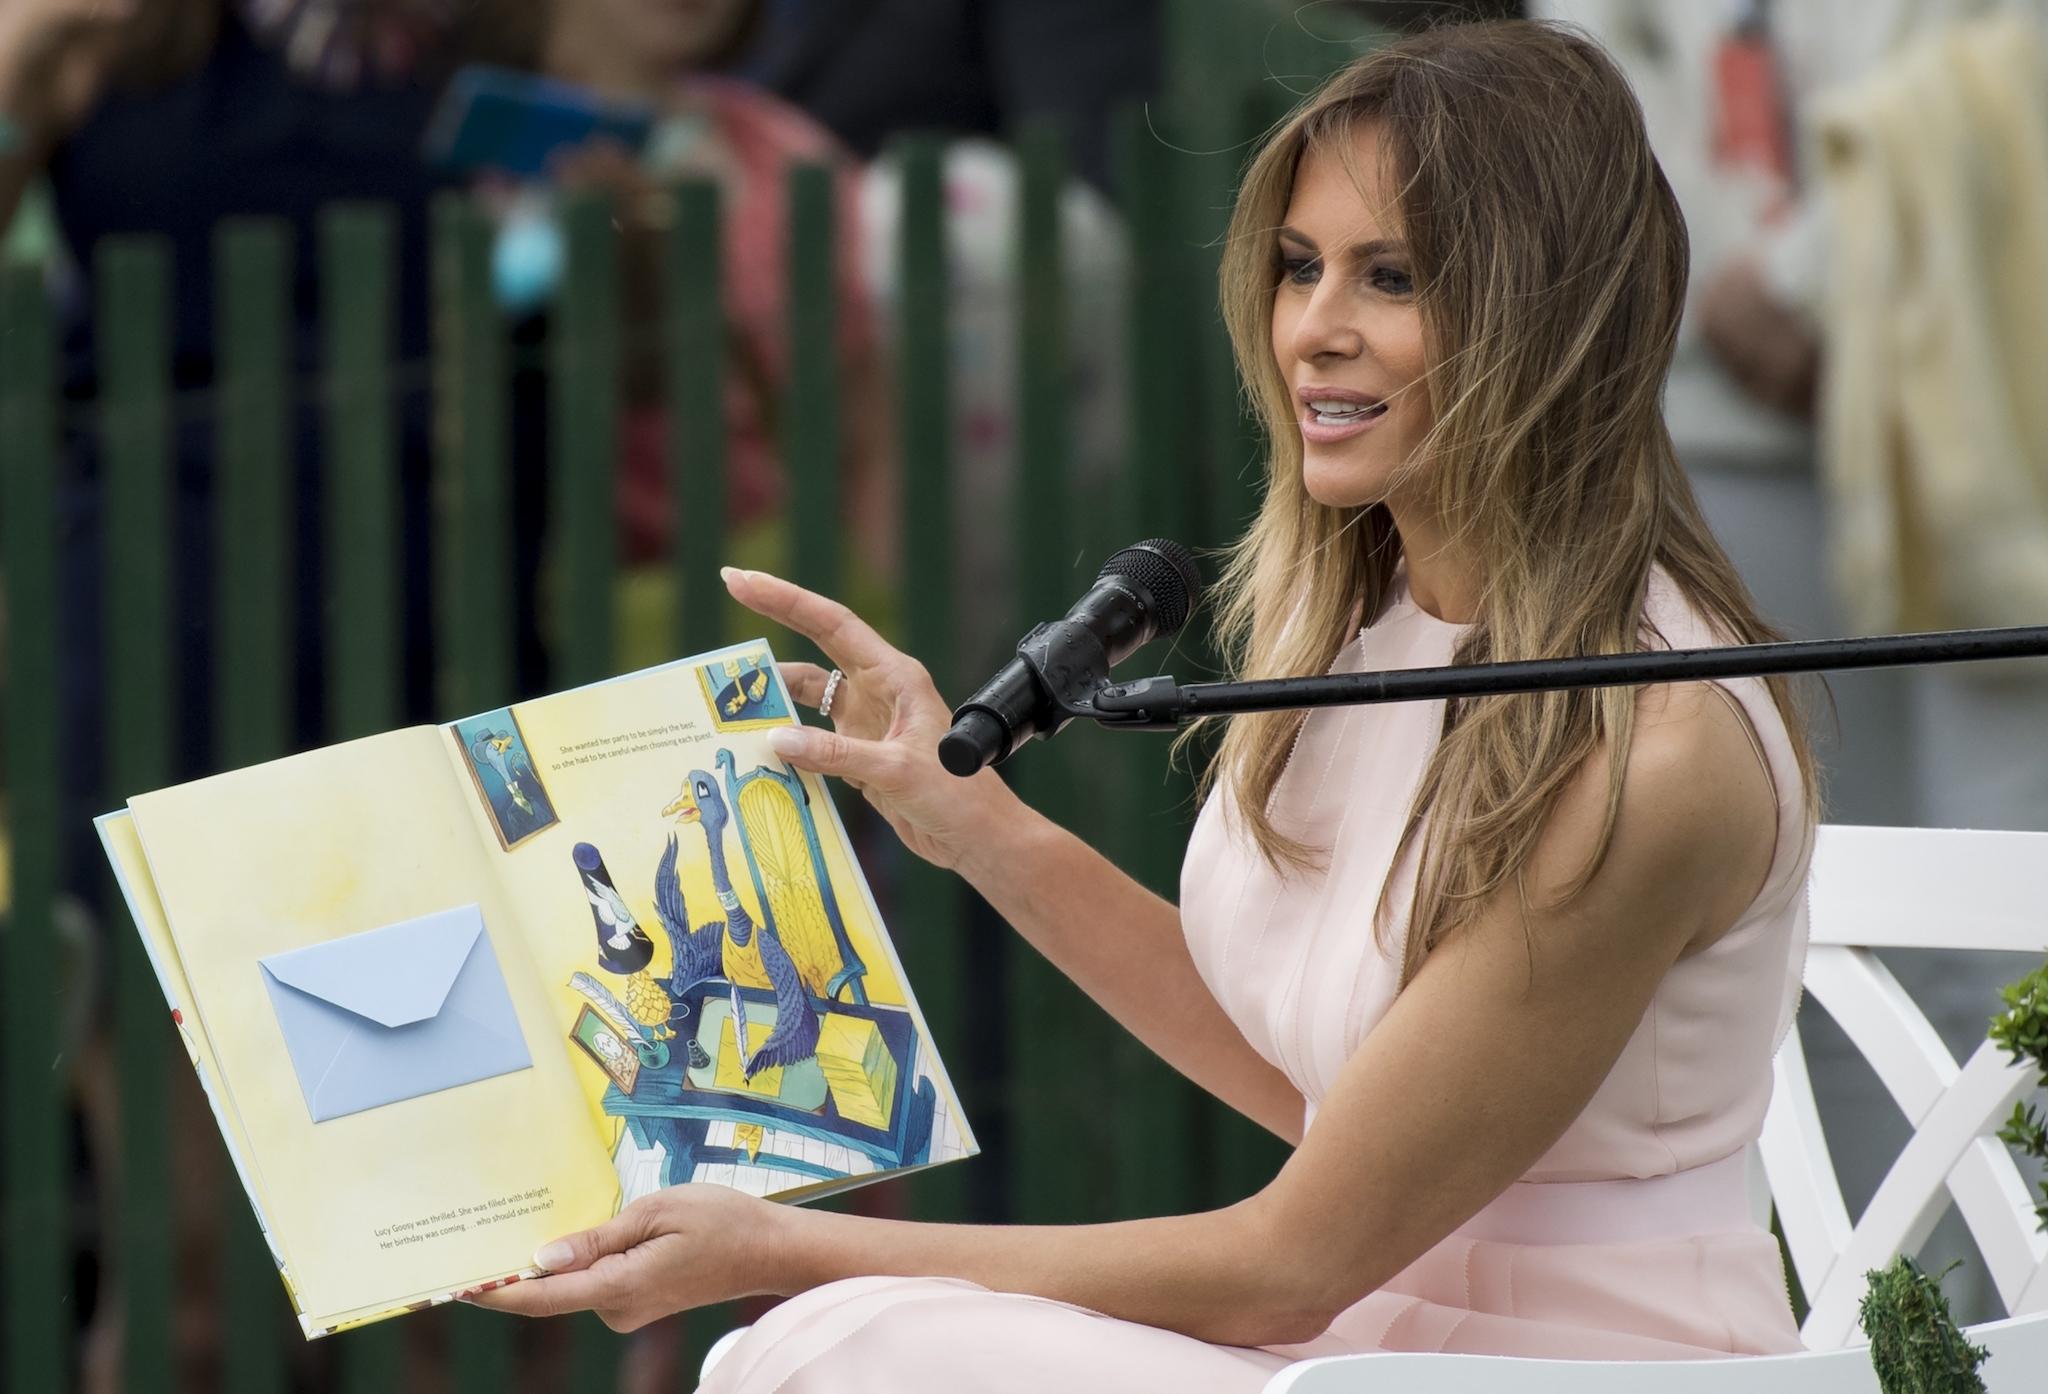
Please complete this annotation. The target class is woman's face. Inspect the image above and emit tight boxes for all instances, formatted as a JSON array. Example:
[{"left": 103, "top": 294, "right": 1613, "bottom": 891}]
[
  {"left": 587, "top": 0, "right": 754, "bottom": 68},
  {"left": 1269, "top": 129, "right": 1434, "bottom": 511}
]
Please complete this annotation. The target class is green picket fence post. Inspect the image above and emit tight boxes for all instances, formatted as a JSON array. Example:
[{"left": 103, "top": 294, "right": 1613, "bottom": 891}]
[
  {"left": 429, "top": 192, "right": 522, "bottom": 1393},
  {"left": 549, "top": 190, "right": 628, "bottom": 1387},
  {"left": 321, "top": 202, "right": 408, "bottom": 1392},
  {"left": 324, "top": 205, "right": 404, "bottom": 740},
  {"left": 552, "top": 193, "right": 621, "bottom": 693},
  {"left": 1105, "top": 104, "right": 1205, "bottom": 1222},
  {"left": 889, "top": 135, "right": 968, "bottom": 1224},
  {"left": 435, "top": 194, "right": 514, "bottom": 720},
  {"left": 2, "top": 265, "right": 69, "bottom": 1394},
  {"left": 99, "top": 236, "right": 178, "bottom": 1394},
  {"left": 785, "top": 162, "right": 840, "bottom": 611},
  {"left": 215, "top": 217, "right": 296, "bottom": 1394},
  {"left": 669, "top": 178, "right": 728, "bottom": 655},
  {"left": 1007, "top": 121, "right": 1117, "bottom": 1225}
]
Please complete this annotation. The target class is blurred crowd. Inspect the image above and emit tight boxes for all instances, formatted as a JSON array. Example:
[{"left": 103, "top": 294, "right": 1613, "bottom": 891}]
[
  {"left": 7, "top": 3, "right": 1157, "bottom": 1389},
  {"left": 6, "top": 0, "right": 2048, "bottom": 1388}
]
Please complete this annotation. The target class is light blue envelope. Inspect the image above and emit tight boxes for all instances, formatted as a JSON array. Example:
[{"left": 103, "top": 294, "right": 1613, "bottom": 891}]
[{"left": 259, "top": 904, "right": 532, "bottom": 1123}]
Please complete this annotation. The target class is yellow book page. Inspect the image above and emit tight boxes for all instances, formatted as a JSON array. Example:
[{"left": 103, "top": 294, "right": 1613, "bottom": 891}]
[
  {"left": 95, "top": 812, "right": 301, "bottom": 1314},
  {"left": 126, "top": 727, "right": 619, "bottom": 1328},
  {"left": 439, "top": 646, "right": 977, "bottom": 1204}
]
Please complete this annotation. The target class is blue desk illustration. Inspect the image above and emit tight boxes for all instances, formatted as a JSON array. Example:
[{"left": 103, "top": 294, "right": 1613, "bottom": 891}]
[{"left": 604, "top": 979, "right": 937, "bottom": 1190}]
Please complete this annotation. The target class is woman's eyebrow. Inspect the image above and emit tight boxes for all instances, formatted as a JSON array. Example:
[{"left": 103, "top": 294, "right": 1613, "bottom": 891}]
[{"left": 1275, "top": 227, "right": 1407, "bottom": 261}]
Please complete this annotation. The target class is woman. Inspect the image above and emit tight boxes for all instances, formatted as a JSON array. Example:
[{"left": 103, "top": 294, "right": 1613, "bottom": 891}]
[{"left": 471, "top": 21, "right": 1819, "bottom": 1387}]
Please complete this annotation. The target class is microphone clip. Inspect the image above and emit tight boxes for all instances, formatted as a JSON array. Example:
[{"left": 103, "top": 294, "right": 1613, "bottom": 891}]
[
  {"left": 943, "top": 616, "right": 1177, "bottom": 775},
  {"left": 1089, "top": 675, "right": 1186, "bottom": 730}
]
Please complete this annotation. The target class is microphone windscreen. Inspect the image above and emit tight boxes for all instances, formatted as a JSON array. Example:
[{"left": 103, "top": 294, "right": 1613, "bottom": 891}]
[{"left": 1101, "top": 539, "right": 1202, "bottom": 635}]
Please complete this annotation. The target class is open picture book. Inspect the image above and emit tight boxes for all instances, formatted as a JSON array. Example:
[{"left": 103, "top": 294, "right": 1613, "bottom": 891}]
[{"left": 97, "top": 642, "right": 977, "bottom": 1338}]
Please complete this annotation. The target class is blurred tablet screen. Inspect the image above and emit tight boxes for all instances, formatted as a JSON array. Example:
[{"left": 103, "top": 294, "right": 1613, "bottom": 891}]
[{"left": 425, "top": 65, "right": 657, "bottom": 176}]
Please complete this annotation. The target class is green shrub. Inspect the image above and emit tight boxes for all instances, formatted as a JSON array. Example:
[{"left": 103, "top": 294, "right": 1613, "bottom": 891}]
[
  {"left": 1858, "top": 1257, "right": 1989, "bottom": 1394},
  {"left": 1988, "top": 961, "right": 2048, "bottom": 1230}
]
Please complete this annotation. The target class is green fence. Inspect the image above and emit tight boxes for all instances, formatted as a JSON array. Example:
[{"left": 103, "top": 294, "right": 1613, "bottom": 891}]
[{"left": 0, "top": 13, "right": 1392, "bottom": 1388}]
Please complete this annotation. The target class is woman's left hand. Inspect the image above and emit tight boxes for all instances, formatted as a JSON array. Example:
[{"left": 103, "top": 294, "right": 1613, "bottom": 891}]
[{"left": 461, "top": 1183, "right": 784, "bottom": 1331}]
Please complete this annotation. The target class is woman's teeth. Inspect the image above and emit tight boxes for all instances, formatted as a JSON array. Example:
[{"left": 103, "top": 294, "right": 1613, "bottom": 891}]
[{"left": 1308, "top": 399, "right": 1388, "bottom": 424}]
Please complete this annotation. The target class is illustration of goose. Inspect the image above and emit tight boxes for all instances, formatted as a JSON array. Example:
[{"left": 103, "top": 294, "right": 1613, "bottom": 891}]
[{"left": 663, "top": 770, "right": 819, "bottom": 1077}]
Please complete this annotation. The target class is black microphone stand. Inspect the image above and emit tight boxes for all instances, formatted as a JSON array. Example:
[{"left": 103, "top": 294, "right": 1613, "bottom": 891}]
[{"left": 1082, "top": 624, "right": 2048, "bottom": 730}]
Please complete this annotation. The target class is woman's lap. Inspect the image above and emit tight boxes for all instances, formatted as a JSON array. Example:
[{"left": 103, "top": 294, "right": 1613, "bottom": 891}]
[{"left": 697, "top": 1276, "right": 1293, "bottom": 1393}]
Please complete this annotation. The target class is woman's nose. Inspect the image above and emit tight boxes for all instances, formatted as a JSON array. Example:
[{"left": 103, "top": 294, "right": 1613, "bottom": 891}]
[{"left": 1290, "top": 282, "right": 1365, "bottom": 363}]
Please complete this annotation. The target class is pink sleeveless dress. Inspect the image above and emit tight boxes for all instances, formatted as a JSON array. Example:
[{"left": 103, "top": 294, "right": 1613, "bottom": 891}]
[{"left": 701, "top": 567, "right": 1812, "bottom": 1393}]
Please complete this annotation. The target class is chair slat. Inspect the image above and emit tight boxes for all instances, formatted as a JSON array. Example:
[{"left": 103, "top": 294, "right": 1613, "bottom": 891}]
[
  {"left": 1802, "top": 945, "right": 1957, "bottom": 1124},
  {"left": 1761, "top": 1030, "right": 1854, "bottom": 1299},
  {"left": 1950, "top": 1133, "right": 2048, "bottom": 1313},
  {"left": 1810, "top": 827, "right": 2048, "bottom": 951},
  {"left": 1799, "top": 1039, "right": 2039, "bottom": 1346}
]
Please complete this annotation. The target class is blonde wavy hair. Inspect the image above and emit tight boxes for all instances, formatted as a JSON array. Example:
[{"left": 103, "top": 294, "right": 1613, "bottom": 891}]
[{"left": 1198, "top": 20, "right": 1820, "bottom": 984}]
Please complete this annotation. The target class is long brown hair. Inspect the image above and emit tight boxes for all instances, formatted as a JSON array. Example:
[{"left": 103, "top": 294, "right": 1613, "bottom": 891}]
[{"left": 1199, "top": 20, "right": 1819, "bottom": 983}]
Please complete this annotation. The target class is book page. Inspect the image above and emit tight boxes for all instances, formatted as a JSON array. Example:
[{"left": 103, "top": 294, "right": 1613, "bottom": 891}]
[
  {"left": 127, "top": 727, "right": 619, "bottom": 1330},
  {"left": 95, "top": 812, "right": 300, "bottom": 1311},
  {"left": 437, "top": 644, "right": 977, "bottom": 1207}
]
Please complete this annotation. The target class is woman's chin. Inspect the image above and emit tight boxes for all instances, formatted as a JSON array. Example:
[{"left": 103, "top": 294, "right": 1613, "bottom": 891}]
[{"left": 1300, "top": 457, "right": 1390, "bottom": 511}]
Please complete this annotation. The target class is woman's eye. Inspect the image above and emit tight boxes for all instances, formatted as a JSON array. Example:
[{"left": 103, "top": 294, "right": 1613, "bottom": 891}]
[
  {"left": 1279, "top": 254, "right": 1320, "bottom": 286},
  {"left": 1370, "top": 265, "right": 1414, "bottom": 295}
]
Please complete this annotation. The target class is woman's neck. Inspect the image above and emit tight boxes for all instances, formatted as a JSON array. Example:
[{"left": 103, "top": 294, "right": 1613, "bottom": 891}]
[
  {"left": 1389, "top": 504, "right": 1480, "bottom": 624},
  {"left": 543, "top": 16, "right": 669, "bottom": 102}
]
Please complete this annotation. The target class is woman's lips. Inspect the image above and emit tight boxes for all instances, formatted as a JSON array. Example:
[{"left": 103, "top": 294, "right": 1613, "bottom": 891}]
[{"left": 1300, "top": 401, "right": 1389, "bottom": 443}]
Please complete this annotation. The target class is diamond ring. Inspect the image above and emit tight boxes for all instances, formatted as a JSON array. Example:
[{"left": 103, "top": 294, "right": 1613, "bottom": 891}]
[{"left": 819, "top": 668, "right": 845, "bottom": 718}]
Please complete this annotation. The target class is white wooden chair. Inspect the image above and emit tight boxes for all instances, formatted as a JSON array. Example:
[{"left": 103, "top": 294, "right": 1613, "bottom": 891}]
[{"left": 705, "top": 826, "right": 2048, "bottom": 1392}]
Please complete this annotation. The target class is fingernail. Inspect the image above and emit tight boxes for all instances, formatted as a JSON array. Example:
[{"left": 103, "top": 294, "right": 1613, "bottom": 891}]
[
  {"left": 719, "top": 566, "right": 739, "bottom": 586},
  {"left": 534, "top": 1240, "right": 574, "bottom": 1271},
  {"left": 765, "top": 727, "right": 805, "bottom": 756}
]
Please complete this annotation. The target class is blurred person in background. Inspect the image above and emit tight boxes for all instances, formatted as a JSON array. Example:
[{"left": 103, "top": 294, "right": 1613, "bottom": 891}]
[
  {"left": 501, "top": 0, "right": 891, "bottom": 672},
  {"left": 856, "top": 140, "right": 1129, "bottom": 683},
  {"left": 734, "top": 0, "right": 1163, "bottom": 197},
  {"left": 513, "top": 0, "right": 1134, "bottom": 693},
  {"left": 1535, "top": 0, "right": 2048, "bottom": 1325},
  {"left": 0, "top": 1, "right": 514, "bottom": 1386}
]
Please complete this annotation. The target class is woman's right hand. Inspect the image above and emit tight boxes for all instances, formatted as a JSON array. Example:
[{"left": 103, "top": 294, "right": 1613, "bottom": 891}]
[
  {"left": 0, "top": 0, "right": 137, "bottom": 143},
  {"left": 722, "top": 566, "right": 1024, "bottom": 875}
]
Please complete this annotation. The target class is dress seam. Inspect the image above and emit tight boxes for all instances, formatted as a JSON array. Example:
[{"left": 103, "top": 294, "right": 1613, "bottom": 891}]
[
  {"left": 1210, "top": 796, "right": 1267, "bottom": 1051},
  {"left": 1272, "top": 664, "right": 1362, "bottom": 1093},
  {"left": 1285, "top": 703, "right": 1364, "bottom": 1093},
  {"left": 1649, "top": 995, "right": 1682, "bottom": 1172},
  {"left": 1370, "top": 1295, "right": 1426, "bottom": 1351}
]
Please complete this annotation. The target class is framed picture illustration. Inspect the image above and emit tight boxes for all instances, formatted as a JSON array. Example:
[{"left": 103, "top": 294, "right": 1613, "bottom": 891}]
[
  {"left": 570, "top": 1003, "right": 641, "bottom": 1094},
  {"left": 696, "top": 651, "right": 793, "bottom": 734},
  {"left": 449, "top": 708, "right": 560, "bottom": 851}
]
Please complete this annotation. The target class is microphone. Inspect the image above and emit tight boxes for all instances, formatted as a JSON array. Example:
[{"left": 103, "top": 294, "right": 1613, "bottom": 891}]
[{"left": 939, "top": 539, "right": 1202, "bottom": 777}]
